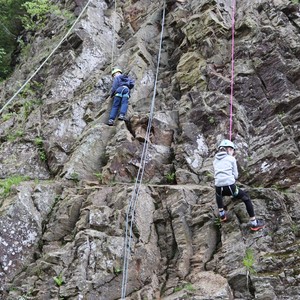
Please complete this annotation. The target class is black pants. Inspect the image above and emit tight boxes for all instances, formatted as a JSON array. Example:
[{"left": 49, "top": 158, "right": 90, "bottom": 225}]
[{"left": 215, "top": 184, "right": 255, "bottom": 218}]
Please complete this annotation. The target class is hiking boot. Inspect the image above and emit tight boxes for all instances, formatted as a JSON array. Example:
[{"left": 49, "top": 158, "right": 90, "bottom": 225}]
[
  {"left": 250, "top": 219, "right": 265, "bottom": 231},
  {"left": 118, "top": 114, "right": 126, "bottom": 121},
  {"left": 219, "top": 211, "right": 227, "bottom": 222},
  {"left": 107, "top": 119, "right": 114, "bottom": 126}
]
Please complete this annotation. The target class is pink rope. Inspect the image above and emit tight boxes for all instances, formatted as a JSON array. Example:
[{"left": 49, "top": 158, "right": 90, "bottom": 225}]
[{"left": 229, "top": 0, "right": 236, "bottom": 141}]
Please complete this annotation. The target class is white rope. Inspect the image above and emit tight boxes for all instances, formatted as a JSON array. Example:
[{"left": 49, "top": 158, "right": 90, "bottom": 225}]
[
  {"left": 121, "top": 0, "right": 166, "bottom": 298},
  {"left": 111, "top": 0, "right": 117, "bottom": 70},
  {"left": 0, "top": 0, "right": 92, "bottom": 115}
]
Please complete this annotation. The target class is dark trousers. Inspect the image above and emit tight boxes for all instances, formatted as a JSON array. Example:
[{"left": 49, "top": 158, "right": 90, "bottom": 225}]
[{"left": 215, "top": 184, "right": 255, "bottom": 218}]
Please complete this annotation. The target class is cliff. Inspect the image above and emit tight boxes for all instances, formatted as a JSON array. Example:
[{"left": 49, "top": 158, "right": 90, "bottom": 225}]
[{"left": 0, "top": 0, "right": 300, "bottom": 299}]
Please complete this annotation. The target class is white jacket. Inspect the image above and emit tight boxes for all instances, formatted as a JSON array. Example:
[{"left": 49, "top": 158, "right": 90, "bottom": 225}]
[{"left": 213, "top": 151, "right": 238, "bottom": 187}]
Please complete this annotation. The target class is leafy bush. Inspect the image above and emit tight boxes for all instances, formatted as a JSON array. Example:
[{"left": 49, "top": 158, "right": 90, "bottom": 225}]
[
  {"left": 0, "top": 0, "right": 73, "bottom": 79},
  {"left": 0, "top": 0, "right": 27, "bottom": 78},
  {"left": 20, "top": 0, "right": 59, "bottom": 31},
  {"left": 20, "top": 0, "right": 73, "bottom": 31}
]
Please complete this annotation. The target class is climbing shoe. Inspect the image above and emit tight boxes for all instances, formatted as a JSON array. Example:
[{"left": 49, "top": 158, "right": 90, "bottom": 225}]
[
  {"left": 118, "top": 114, "right": 126, "bottom": 121},
  {"left": 250, "top": 219, "right": 265, "bottom": 231},
  {"left": 107, "top": 119, "right": 114, "bottom": 126},
  {"left": 219, "top": 211, "right": 227, "bottom": 222}
]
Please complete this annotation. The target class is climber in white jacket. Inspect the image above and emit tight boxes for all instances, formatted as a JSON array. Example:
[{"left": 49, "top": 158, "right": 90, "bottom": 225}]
[{"left": 213, "top": 139, "right": 265, "bottom": 231}]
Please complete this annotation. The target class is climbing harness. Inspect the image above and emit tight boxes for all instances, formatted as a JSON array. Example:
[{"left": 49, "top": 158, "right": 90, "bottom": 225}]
[
  {"left": 229, "top": 0, "right": 236, "bottom": 141},
  {"left": 229, "top": 185, "right": 239, "bottom": 197},
  {"left": 120, "top": 1, "right": 166, "bottom": 299},
  {"left": 0, "top": 0, "right": 92, "bottom": 115},
  {"left": 115, "top": 86, "right": 130, "bottom": 98}
]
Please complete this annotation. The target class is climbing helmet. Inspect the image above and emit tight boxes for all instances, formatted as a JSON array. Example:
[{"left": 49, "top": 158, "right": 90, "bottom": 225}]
[
  {"left": 111, "top": 68, "right": 122, "bottom": 76},
  {"left": 218, "top": 139, "right": 236, "bottom": 150}
]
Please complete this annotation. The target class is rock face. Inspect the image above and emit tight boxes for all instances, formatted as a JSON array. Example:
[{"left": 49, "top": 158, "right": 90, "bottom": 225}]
[{"left": 0, "top": 0, "right": 300, "bottom": 299}]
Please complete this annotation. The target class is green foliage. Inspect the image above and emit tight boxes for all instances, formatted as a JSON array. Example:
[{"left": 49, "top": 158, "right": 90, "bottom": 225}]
[
  {"left": 70, "top": 172, "right": 79, "bottom": 183},
  {"left": 0, "top": 47, "right": 5, "bottom": 62},
  {"left": 2, "top": 112, "right": 14, "bottom": 121},
  {"left": 0, "top": 0, "right": 27, "bottom": 78},
  {"left": 165, "top": 172, "right": 176, "bottom": 184},
  {"left": 174, "top": 283, "right": 195, "bottom": 293},
  {"left": 34, "top": 136, "right": 43, "bottom": 147},
  {"left": 20, "top": 83, "right": 35, "bottom": 98},
  {"left": 23, "top": 100, "right": 34, "bottom": 119},
  {"left": 291, "top": 223, "right": 299, "bottom": 235},
  {"left": 20, "top": 0, "right": 73, "bottom": 31},
  {"left": 34, "top": 136, "right": 47, "bottom": 161},
  {"left": 20, "top": 81, "right": 43, "bottom": 98},
  {"left": 183, "top": 283, "right": 195, "bottom": 291},
  {"left": 16, "top": 82, "right": 44, "bottom": 120},
  {"left": 208, "top": 116, "right": 215, "bottom": 124},
  {"left": 113, "top": 266, "right": 122, "bottom": 275},
  {"left": 7, "top": 130, "right": 23, "bottom": 141},
  {"left": 204, "top": 171, "right": 213, "bottom": 180},
  {"left": 20, "top": 0, "right": 57, "bottom": 31},
  {"left": 174, "top": 286, "right": 183, "bottom": 292},
  {"left": 0, "top": 175, "right": 28, "bottom": 196},
  {"left": 214, "top": 217, "right": 222, "bottom": 228},
  {"left": 243, "top": 248, "right": 256, "bottom": 275},
  {"left": 53, "top": 274, "right": 64, "bottom": 287},
  {"left": 0, "top": 0, "right": 73, "bottom": 79},
  {"left": 94, "top": 172, "right": 103, "bottom": 183}
]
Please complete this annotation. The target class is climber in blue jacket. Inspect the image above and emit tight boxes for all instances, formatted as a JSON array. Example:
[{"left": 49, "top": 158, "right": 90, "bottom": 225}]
[
  {"left": 213, "top": 139, "right": 265, "bottom": 231},
  {"left": 107, "top": 68, "right": 135, "bottom": 126}
]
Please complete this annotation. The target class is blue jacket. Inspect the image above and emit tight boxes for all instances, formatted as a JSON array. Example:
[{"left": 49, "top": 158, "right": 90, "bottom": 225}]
[
  {"left": 111, "top": 74, "right": 135, "bottom": 97},
  {"left": 213, "top": 151, "right": 238, "bottom": 187}
]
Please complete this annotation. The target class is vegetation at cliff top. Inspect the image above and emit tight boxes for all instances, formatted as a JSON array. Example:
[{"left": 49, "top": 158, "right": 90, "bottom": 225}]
[
  {"left": 0, "top": 0, "right": 27, "bottom": 78},
  {"left": 0, "top": 0, "right": 71, "bottom": 80}
]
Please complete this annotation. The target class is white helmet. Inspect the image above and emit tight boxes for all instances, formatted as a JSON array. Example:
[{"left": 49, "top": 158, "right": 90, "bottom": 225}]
[
  {"left": 111, "top": 68, "right": 122, "bottom": 76},
  {"left": 218, "top": 139, "right": 236, "bottom": 149}
]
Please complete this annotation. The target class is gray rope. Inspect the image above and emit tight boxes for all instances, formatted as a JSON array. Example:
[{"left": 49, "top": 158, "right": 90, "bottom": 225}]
[{"left": 121, "top": 0, "right": 166, "bottom": 298}]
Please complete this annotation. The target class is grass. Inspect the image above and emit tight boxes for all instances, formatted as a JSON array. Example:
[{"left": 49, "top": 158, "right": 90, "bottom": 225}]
[
  {"left": 53, "top": 274, "right": 64, "bottom": 286},
  {"left": 7, "top": 130, "right": 23, "bottom": 141},
  {"left": 243, "top": 248, "right": 255, "bottom": 274},
  {"left": 174, "top": 283, "right": 195, "bottom": 293},
  {"left": 2, "top": 113, "right": 14, "bottom": 122},
  {"left": 243, "top": 248, "right": 256, "bottom": 292},
  {"left": 165, "top": 172, "right": 176, "bottom": 184},
  {"left": 94, "top": 172, "right": 103, "bottom": 183},
  {"left": 0, "top": 175, "right": 28, "bottom": 196},
  {"left": 34, "top": 137, "right": 47, "bottom": 161}
]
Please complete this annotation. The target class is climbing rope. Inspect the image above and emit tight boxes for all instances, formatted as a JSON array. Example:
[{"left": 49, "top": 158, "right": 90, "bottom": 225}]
[
  {"left": 111, "top": 0, "right": 117, "bottom": 70},
  {"left": 229, "top": 0, "right": 236, "bottom": 141},
  {"left": 120, "top": 1, "right": 166, "bottom": 298},
  {"left": 0, "top": 0, "right": 92, "bottom": 115}
]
